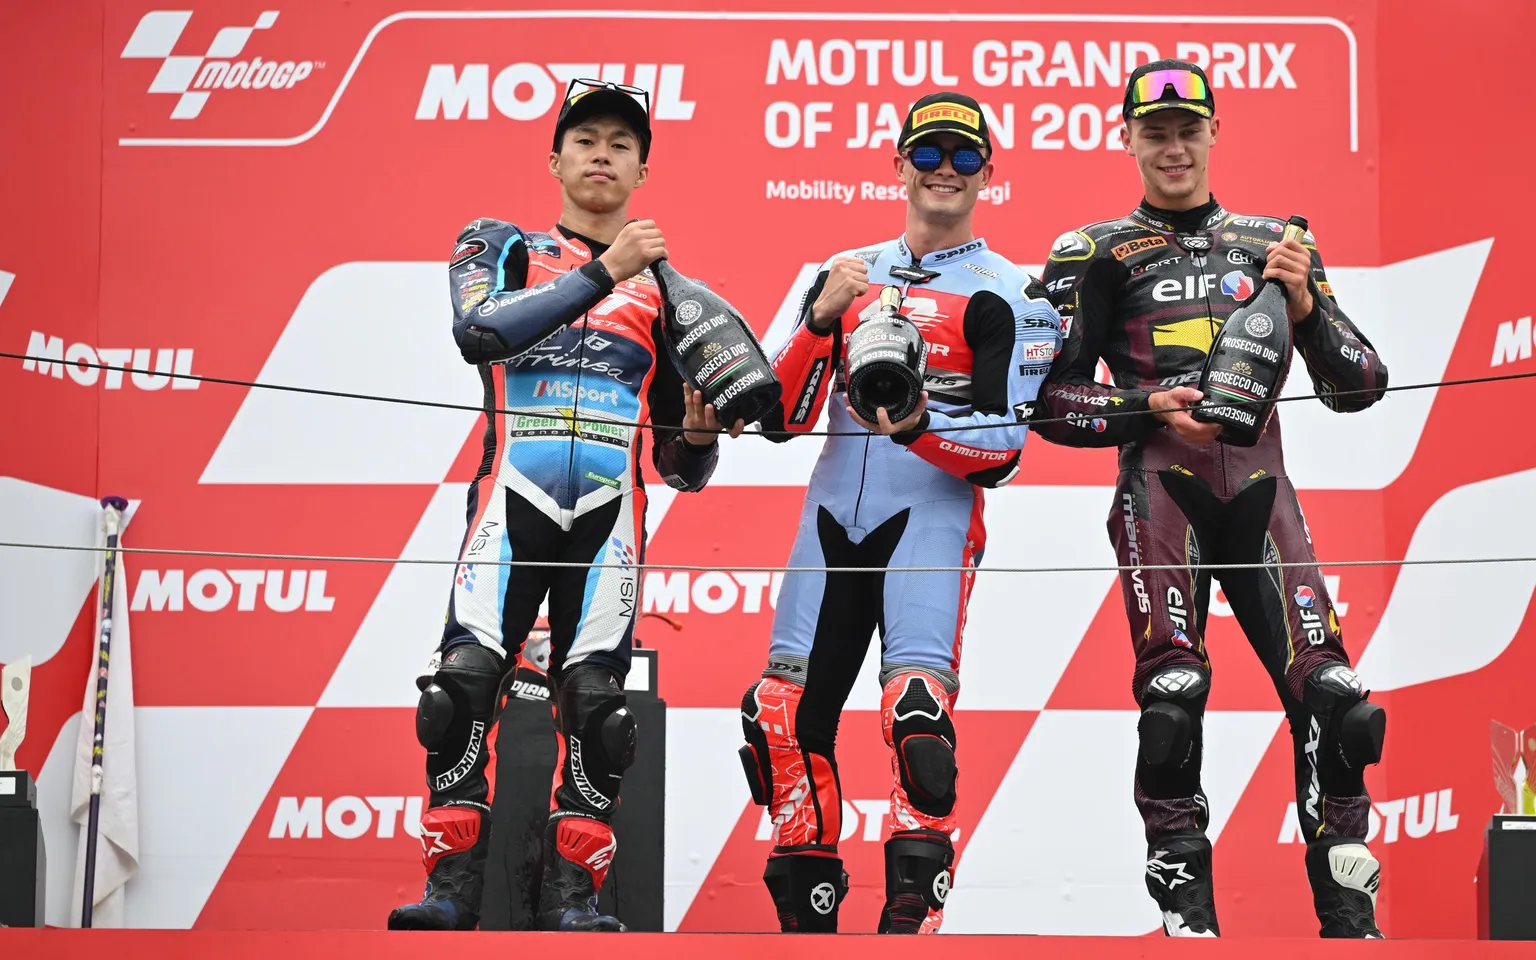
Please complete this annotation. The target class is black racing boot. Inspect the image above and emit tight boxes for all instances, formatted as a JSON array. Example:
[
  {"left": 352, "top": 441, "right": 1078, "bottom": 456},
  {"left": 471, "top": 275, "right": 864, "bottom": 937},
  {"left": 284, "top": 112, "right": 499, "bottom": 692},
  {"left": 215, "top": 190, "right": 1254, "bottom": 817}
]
[
  {"left": 763, "top": 853, "right": 848, "bottom": 932},
  {"left": 1145, "top": 834, "right": 1220, "bottom": 937},
  {"left": 536, "top": 816, "right": 627, "bottom": 931},
  {"left": 878, "top": 832, "right": 954, "bottom": 934},
  {"left": 1307, "top": 838, "right": 1383, "bottom": 938},
  {"left": 387, "top": 806, "right": 485, "bottom": 930}
]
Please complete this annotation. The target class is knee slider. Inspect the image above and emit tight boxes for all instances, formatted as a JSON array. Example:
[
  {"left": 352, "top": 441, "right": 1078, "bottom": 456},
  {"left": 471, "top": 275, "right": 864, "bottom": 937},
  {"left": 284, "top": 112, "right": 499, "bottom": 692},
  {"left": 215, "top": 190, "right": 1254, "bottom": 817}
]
[
  {"left": 886, "top": 674, "right": 958, "bottom": 818},
  {"left": 558, "top": 663, "right": 635, "bottom": 772},
  {"left": 598, "top": 705, "right": 637, "bottom": 772},
  {"left": 1139, "top": 665, "right": 1209, "bottom": 771},
  {"left": 415, "top": 643, "right": 505, "bottom": 751},
  {"left": 1138, "top": 702, "right": 1191, "bottom": 769},
  {"left": 738, "top": 682, "right": 775, "bottom": 806},
  {"left": 1305, "top": 664, "right": 1385, "bottom": 771}
]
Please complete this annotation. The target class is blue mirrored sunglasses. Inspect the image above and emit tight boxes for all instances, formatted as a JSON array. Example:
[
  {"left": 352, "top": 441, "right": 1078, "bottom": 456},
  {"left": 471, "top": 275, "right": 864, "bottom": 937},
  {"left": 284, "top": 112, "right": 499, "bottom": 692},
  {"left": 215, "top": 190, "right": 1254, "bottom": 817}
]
[{"left": 908, "top": 143, "right": 986, "bottom": 176}]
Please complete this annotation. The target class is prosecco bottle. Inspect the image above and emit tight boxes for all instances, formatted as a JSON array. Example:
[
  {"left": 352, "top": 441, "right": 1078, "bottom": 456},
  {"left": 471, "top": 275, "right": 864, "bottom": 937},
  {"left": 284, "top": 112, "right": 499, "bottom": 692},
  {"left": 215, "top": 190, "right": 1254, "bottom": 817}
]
[
  {"left": 651, "top": 259, "right": 782, "bottom": 428},
  {"left": 1192, "top": 215, "right": 1308, "bottom": 446}
]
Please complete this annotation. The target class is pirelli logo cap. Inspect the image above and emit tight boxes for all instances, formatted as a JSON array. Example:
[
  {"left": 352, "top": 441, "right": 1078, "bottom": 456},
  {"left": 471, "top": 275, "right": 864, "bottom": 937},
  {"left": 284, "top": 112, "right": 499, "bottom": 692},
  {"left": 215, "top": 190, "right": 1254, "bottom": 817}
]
[{"left": 899, "top": 91, "right": 991, "bottom": 151}]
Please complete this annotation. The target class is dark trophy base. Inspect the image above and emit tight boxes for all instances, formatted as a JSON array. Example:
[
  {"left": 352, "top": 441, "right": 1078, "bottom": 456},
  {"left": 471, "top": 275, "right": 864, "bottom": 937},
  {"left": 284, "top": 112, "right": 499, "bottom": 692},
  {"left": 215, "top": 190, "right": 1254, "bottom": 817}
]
[
  {"left": 1479, "top": 813, "right": 1536, "bottom": 939},
  {"left": 0, "top": 770, "right": 46, "bottom": 927}
]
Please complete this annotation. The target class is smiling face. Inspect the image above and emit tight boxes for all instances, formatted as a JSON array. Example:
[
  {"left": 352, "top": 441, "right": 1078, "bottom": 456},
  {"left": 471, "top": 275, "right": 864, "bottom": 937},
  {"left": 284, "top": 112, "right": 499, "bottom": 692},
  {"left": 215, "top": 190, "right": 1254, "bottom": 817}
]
[
  {"left": 894, "top": 132, "right": 993, "bottom": 224},
  {"left": 1122, "top": 110, "right": 1220, "bottom": 210},
  {"left": 548, "top": 115, "right": 647, "bottom": 213}
]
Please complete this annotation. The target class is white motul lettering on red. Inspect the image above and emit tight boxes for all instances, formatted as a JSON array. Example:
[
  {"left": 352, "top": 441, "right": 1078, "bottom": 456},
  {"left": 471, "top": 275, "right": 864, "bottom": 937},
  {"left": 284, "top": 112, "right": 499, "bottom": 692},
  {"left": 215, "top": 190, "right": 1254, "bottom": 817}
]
[
  {"left": 268, "top": 796, "right": 425, "bottom": 839},
  {"left": 131, "top": 569, "right": 336, "bottom": 612},
  {"left": 21, "top": 331, "right": 197, "bottom": 389},
  {"left": 418, "top": 64, "right": 694, "bottom": 121},
  {"left": 1278, "top": 788, "right": 1459, "bottom": 844},
  {"left": 755, "top": 799, "right": 962, "bottom": 843},
  {"left": 641, "top": 571, "right": 786, "bottom": 615}
]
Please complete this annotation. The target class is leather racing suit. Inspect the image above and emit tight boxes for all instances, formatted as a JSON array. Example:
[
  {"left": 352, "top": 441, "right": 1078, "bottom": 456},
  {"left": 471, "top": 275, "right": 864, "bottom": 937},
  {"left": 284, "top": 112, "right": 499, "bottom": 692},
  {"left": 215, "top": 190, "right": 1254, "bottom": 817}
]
[
  {"left": 1035, "top": 197, "right": 1390, "bottom": 937},
  {"left": 738, "top": 235, "right": 1062, "bottom": 934},
  {"left": 390, "top": 219, "right": 718, "bottom": 932}
]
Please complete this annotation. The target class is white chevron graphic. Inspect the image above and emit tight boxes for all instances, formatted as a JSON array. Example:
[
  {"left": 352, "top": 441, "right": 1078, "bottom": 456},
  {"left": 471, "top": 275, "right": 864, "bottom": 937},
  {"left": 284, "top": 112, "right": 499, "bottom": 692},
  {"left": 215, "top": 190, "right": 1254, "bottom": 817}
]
[
  {"left": 37, "top": 706, "right": 312, "bottom": 927},
  {"left": 1354, "top": 467, "right": 1536, "bottom": 691},
  {"left": 199, "top": 242, "right": 1491, "bottom": 492}
]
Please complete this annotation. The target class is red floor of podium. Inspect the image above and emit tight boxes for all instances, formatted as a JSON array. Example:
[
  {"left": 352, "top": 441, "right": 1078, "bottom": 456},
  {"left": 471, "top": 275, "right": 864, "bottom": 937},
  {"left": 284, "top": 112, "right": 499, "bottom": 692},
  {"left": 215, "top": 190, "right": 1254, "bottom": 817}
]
[{"left": 0, "top": 930, "right": 1529, "bottom": 958}]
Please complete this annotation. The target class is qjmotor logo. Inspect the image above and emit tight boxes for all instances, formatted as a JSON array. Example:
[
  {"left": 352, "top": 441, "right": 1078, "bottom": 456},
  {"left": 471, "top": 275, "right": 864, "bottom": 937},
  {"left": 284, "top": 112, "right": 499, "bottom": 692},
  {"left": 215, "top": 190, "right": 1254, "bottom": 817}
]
[{"left": 121, "top": 10, "right": 321, "bottom": 119}]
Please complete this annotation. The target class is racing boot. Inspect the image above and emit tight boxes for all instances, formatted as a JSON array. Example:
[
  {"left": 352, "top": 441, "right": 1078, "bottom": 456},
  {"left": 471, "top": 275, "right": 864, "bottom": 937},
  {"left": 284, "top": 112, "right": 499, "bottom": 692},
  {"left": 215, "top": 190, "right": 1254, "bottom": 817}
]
[
  {"left": 387, "top": 805, "right": 486, "bottom": 930},
  {"left": 1307, "top": 838, "right": 1383, "bottom": 938},
  {"left": 536, "top": 816, "right": 627, "bottom": 931},
  {"left": 763, "top": 853, "right": 849, "bottom": 932},
  {"left": 878, "top": 832, "right": 954, "bottom": 934},
  {"left": 1145, "top": 834, "right": 1219, "bottom": 937}
]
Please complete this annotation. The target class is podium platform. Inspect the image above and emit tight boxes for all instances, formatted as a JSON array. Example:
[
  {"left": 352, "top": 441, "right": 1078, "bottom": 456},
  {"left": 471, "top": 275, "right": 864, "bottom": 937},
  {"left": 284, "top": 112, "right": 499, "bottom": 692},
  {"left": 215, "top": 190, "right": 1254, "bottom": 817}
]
[{"left": 0, "top": 930, "right": 1526, "bottom": 959}]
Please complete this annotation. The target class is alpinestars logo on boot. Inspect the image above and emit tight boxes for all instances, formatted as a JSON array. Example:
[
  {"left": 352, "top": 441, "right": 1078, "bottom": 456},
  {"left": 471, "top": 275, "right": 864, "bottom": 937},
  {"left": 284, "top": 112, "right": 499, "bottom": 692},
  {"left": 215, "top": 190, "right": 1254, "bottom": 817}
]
[
  {"left": 1146, "top": 853, "right": 1195, "bottom": 888},
  {"left": 121, "top": 10, "right": 321, "bottom": 119}
]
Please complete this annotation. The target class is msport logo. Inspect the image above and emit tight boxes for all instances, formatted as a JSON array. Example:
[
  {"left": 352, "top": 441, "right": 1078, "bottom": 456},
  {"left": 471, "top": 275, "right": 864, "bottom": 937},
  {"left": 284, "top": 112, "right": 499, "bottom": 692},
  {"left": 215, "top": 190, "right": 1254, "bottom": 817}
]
[{"left": 121, "top": 11, "right": 320, "bottom": 119}]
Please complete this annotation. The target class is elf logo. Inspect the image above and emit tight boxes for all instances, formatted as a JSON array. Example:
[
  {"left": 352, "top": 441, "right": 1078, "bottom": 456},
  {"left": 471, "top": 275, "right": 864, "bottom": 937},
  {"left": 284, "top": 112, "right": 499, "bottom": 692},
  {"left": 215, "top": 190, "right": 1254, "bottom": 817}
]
[
  {"left": 1152, "top": 274, "right": 1218, "bottom": 302},
  {"left": 121, "top": 11, "right": 321, "bottom": 120},
  {"left": 1295, "top": 585, "right": 1327, "bottom": 645}
]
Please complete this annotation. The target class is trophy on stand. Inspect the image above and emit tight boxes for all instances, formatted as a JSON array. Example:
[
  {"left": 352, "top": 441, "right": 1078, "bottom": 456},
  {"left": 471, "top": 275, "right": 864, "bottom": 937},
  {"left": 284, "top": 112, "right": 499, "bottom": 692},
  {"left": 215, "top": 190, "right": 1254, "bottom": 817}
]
[
  {"left": 0, "top": 654, "right": 46, "bottom": 928},
  {"left": 1492, "top": 719, "right": 1536, "bottom": 814},
  {"left": 0, "top": 655, "right": 31, "bottom": 773}
]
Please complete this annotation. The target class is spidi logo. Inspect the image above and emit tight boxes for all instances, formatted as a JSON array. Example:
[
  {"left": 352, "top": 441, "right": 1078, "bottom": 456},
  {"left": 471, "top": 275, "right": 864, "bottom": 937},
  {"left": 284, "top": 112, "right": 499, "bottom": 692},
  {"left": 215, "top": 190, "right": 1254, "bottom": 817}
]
[{"left": 121, "top": 10, "right": 321, "bottom": 120}]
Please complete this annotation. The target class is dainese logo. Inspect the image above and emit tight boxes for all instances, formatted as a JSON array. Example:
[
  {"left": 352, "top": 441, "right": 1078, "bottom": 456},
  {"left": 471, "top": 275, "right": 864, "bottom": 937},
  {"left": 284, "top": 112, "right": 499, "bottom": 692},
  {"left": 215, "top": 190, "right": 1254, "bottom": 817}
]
[{"left": 121, "top": 10, "right": 322, "bottom": 119}]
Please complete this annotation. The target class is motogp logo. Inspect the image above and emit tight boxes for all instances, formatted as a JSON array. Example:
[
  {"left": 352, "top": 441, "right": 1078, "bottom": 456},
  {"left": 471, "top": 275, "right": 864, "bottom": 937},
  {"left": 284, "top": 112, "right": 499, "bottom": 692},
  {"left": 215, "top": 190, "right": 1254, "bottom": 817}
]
[{"left": 120, "top": 10, "right": 320, "bottom": 120}]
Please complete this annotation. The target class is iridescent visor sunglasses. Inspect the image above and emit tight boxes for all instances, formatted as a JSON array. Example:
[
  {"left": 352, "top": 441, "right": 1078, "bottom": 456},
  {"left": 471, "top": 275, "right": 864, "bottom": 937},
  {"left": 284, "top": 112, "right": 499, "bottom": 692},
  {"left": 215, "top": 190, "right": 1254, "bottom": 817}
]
[{"left": 907, "top": 143, "right": 986, "bottom": 176}]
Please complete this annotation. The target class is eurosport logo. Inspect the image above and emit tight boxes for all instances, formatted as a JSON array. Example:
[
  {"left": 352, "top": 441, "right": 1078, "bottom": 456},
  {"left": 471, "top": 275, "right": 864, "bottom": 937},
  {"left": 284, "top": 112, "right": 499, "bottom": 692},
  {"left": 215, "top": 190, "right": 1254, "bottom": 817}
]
[{"left": 121, "top": 10, "right": 321, "bottom": 120}]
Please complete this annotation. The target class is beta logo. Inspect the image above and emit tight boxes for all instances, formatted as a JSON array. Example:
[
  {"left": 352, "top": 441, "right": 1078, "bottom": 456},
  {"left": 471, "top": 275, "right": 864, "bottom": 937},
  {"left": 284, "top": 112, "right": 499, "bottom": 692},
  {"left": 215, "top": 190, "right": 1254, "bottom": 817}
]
[
  {"left": 1220, "top": 271, "right": 1255, "bottom": 300},
  {"left": 120, "top": 11, "right": 321, "bottom": 120}
]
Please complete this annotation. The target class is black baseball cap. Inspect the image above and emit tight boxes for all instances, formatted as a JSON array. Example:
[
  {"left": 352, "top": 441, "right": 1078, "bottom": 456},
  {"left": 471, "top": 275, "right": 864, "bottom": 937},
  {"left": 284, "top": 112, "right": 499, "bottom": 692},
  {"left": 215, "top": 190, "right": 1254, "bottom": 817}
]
[
  {"left": 1123, "top": 59, "right": 1216, "bottom": 121},
  {"left": 552, "top": 78, "right": 653, "bottom": 161},
  {"left": 898, "top": 92, "right": 991, "bottom": 152}
]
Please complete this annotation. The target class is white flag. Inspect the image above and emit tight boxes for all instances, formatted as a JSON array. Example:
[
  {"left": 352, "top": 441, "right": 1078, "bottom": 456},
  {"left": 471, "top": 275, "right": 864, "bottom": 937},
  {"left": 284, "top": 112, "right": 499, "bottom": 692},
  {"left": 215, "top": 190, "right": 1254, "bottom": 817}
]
[{"left": 69, "top": 512, "right": 140, "bottom": 927}]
